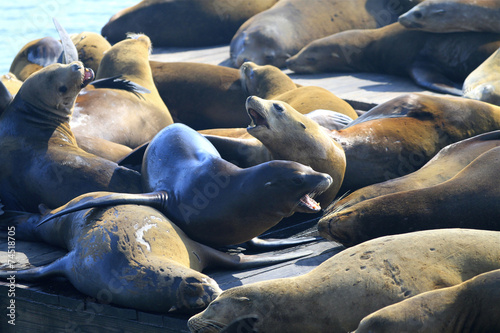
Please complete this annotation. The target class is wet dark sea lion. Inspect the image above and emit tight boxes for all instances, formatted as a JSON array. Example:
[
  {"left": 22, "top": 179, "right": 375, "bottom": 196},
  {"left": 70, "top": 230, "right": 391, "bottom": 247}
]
[
  {"left": 0, "top": 201, "right": 309, "bottom": 313},
  {"left": 39, "top": 123, "right": 332, "bottom": 247},
  {"left": 329, "top": 93, "right": 500, "bottom": 193},
  {"left": 355, "top": 268, "right": 500, "bottom": 333},
  {"left": 0, "top": 62, "right": 142, "bottom": 212},
  {"left": 72, "top": 35, "right": 173, "bottom": 148},
  {"left": 319, "top": 141, "right": 500, "bottom": 247},
  {"left": 399, "top": 0, "right": 500, "bottom": 33},
  {"left": 287, "top": 22, "right": 500, "bottom": 95},
  {"left": 189, "top": 229, "right": 500, "bottom": 332},
  {"left": 230, "top": 0, "right": 423, "bottom": 67},
  {"left": 101, "top": 0, "right": 279, "bottom": 46}
]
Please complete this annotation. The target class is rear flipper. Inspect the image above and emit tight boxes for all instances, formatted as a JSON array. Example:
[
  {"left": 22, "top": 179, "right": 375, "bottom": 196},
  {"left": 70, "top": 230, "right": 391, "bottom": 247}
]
[
  {"left": 0, "top": 254, "right": 69, "bottom": 281},
  {"left": 409, "top": 60, "right": 463, "bottom": 96},
  {"left": 245, "top": 236, "right": 320, "bottom": 251}
]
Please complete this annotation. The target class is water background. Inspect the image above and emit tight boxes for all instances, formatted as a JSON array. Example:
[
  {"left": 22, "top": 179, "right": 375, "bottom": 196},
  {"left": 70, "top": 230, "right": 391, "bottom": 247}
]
[{"left": 0, "top": 0, "right": 139, "bottom": 75}]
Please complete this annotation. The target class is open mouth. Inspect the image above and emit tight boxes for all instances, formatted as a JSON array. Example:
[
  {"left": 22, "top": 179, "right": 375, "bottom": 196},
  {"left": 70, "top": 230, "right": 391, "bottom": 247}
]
[
  {"left": 81, "top": 67, "right": 94, "bottom": 88},
  {"left": 298, "top": 191, "right": 322, "bottom": 212},
  {"left": 247, "top": 108, "right": 269, "bottom": 129}
]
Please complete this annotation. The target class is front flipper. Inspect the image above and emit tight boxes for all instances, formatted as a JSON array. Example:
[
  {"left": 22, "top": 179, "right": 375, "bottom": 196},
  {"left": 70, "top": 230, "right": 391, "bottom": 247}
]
[
  {"left": 53, "top": 18, "right": 78, "bottom": 64},
  {"left": 90, "top": 75, "right": 151, "bottom": 99},
  {"left": 245, "top": 236, "right": 320, "bottom": 251},
  {"left": 202, "top": 135, "right": 271, "bottom": 168},
  {"left": 409, "top": 60, "right": 463, "bottom": 96}
]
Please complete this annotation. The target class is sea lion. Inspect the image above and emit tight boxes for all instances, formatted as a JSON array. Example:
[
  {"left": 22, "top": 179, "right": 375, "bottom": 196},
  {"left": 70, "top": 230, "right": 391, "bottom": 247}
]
[
  {"left": 240, "top": 61, "right": 358, "bottom": 119},
  {"left": 286, "top": 22, "right": 500, "bottom": 95},
  {"left": 0, "top": 62, "right": 142, "bottom": 213},
  {"left": 188, "top": 229, "right": 500, "bottom": 333},
  {"left": 101, "top": 0, "right": 279, "bottom": 46},
  {"left": 0, "top": 73, "right": 22, "bottom": 96},
  {"left": 0, "top": 200, "right": 310, "bottom": 314},
  {"left": 70, "top": 31, "right": 111, "bottom": 74},
  {"left": 0, "top": 81, "right": 12, "bottom": 116},
  {"left": 332, "top": 130, "right": 500, "bottom": 210},
  {"left": 329, "top": 93, "right": 500, "bottom": 193},
  {"left": 9, "top": 36, "right": 63, "bottom": 81},
  {"left": 71, "top": 34, "right": 173, "bottom": 149},
  {"left": 319, "top": 144, "right": 500, "bottom": 247},
  {"left": 246, "top": 96, "right": 346, "bottom": 208},
  {"left": 399, "top": 0, "right": 500, "bottom": 33},
  {"left": 38, "top": 123, "right": 333, "bottom": 247},
  {"left": 230, "top": 0, "right": 423, "bottom": 68},
  {"left": 463, "top": 47, "right": 500, "bottom": 106},
  {"left": 150, "top": 61, "right": 248, "bottom": 130},
  {"left": 355, "top": 269, "right": 500, "bottom": 333}
]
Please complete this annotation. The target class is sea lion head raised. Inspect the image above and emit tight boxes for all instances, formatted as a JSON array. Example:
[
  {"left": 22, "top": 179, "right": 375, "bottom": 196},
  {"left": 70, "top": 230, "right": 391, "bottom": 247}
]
[
  {"left": 239, "top": 61, "right": 297, "bottom": 98},
  {"left": 231, "top": 25, "right": 291, "bottom": 68},
  {"left": 19, "top": 61, "right": 94, "bottom": 118}
]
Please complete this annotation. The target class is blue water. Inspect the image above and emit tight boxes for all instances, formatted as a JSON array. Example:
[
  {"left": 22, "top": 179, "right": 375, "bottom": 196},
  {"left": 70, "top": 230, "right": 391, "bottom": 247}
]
[{"left": 0, "top": 0, "right": 139, "bottom": 75}]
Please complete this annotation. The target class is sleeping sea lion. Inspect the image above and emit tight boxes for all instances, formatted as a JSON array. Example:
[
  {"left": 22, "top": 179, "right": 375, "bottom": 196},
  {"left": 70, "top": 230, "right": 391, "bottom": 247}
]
[
  {"left": 463, "top": 47, "right": 500, "bottom": 106},
  {"left": 188, "top": 229, "right": 500, "bottom": 332},
  {"left": 9, "top": 36, "right": 63, "bottom": 81},
  {"left": 38, "top": 123, "right": 333, "bottom": 247},
  {"left": 330, "top": 93, "right": 500, "bottom": 193},
  {"left": 319, "top": 143, "right": 500, "bottom": 247},
  {"left": 70, "top": 31, "right": 111, "bottom": 74},
  {"left": 399, "top": 0, "right": 500, "bottom": 33},
  {"left": 72, "top": 34, "right": 173, "bottom": 149},
  {"left": 0, "top": 62, "right": 142, "bottom": 212},
  {"left": 355, "top": 269, "right": 500, "bottom": 333},
  {"left": 286, "top": 22, "right": 500, "bottom": 95},
  {"left": 101, "top": 0, "right": 279, "bottom": 46},
  {"left": 240, "top": 61, "right": 358, "bottom": 119},
  {"left": 0, "top": 201, "right": 309, "bottom": 314},
  {"left": 230, "top": 0, "right": 423, "bottom": 67}
]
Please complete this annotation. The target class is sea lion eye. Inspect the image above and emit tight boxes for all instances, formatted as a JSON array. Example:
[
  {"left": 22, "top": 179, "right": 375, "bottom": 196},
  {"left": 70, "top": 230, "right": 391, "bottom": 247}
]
[
  {"left": 292, "top": 175, "right": 304, "bottom": 185},
  {"left": 59, "top": 86, "right": 68, "bottom": 93},
  {"left": 273, "top": 103, "right": 284, "bottom": 112}
]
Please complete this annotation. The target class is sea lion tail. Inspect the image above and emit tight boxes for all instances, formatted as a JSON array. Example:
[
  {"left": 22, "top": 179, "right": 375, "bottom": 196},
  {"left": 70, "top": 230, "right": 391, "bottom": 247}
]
[
  {"left": 0, "top": 254, "right": 70, "bottom": 281},
  {"left": 37, "top": 191, "right": 169, "bottom": 227}
]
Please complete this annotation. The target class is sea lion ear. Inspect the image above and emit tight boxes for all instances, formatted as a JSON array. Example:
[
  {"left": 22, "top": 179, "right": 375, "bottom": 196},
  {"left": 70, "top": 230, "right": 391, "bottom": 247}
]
[
  {"left": 264, "top": 181, "right": 273, "bottom": 187},
  {"left": 331, "top": 52, "right": 341, "bottom": 59},
  {"left": 299, "top": 122, "right": 307, "bottom": 129},
  {"left": 431, "top": 8, "right": 446, "bottom": 15}
]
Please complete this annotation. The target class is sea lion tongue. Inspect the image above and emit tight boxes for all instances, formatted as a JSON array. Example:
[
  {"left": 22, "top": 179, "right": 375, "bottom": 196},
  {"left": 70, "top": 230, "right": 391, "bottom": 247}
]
[{"left": 82, "top": 68, "right": 94, "bottom": 87}]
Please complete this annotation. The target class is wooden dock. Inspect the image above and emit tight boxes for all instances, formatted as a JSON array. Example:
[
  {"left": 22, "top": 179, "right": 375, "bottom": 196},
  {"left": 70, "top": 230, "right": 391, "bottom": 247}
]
[{"left": 0, "top": 44, "right": 443, "bottom": 332}]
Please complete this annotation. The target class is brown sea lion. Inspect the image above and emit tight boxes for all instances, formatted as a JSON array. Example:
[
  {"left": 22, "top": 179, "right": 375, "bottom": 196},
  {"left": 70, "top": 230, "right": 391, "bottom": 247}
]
[
  {"left": 0, "top": 201, "right": 309, "bottom": 314},
  {"left": 0, "top": 73, "right": 22, "bottom": 96},
  {"left": 355, "top": 269, "right": 500, "bottom": 333},
  {"left": 319, "top": 144, "right": 500, "bottom": 247},
  {"left": 240, "top": 61, "right": 358, "bottom": 119},
  {"left": 230, "top": 0, "right": 423, "bottom": 68},
  {"left": 101, "top": 0, "right": 279, "bottom": 46},
  {"left": 9, "top": 36, "right": 63, "bottom": 81},
  {"left": 70, "top": 31, "right": 111, "bottom": 74},
  {"left": 71, "top": 34, "right": 173, "bottom": 149},
  {"left": 0, "top": 62, "right": 142, "bottom": 213},
  {"left": 399, "top": 0, "right": 500, "bottom": 33},
  {"left": 188, "top": 229, "right": 500, "bottom": 333},
  {"left": 286, "top": 22, "right": 500, "bottom": 95},
  {"left": 463, "top": 47, "right": 500, "bottom": 105},
  {"left": 332, "top": 130, "right": 500, "bottom": 210},
  {"left": 150, "top": 61, "right": 248, "bottom": 130},
  {"left": 246, "top": 96, "right": 346, "bottom": 208},
  {"left": 329, "top": 93, "right": 500, "bottom": 193},
  {"left": 38, "top": 123, "right": 332, "bottom": 247}
]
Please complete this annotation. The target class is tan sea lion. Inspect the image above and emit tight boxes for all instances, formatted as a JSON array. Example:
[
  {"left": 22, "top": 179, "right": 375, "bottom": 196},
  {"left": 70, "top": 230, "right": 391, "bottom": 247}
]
[
  {"left": 355, "top": 269, "right": 500, "bottom": 333},
  {"left": 329, "top": 93, "right": 500, "bottom": 193},
  {"left": 70, "top": 31, "right": 111, "bottom": 74},
  {"left": 319, "top": 144, "right": 500, "bottom": 247},
  {"left": 230, "top": 0, "right": 423, "bottom": 68},
  {"left": 399, "top": 0, "right": 500, "bottom": 33},
  {"left": 101, "top": 0, "right": 279, "bottom": 46},
  {"left": 9, "top": 36, "right": 63, "bottom": 81},
  {"left": 38, "top": 123, "right": 333, "bottom": 247},
  {"left": 72, "top": 34, "right": 173, "bottom": 149},
  {"left": 0, "top": 73, "right": 22, "bottom": 96},
  {"left": 188, "top": 229, "right": 500, "bottom": 333},
  {"left": 0, "top": 62, "right": 142, "bottom": 213},
  {"left": 150, "top": 61, "right": 248, "bottom": 130},
  {"left": 240, "top": 61, "right": 358, "bottom": 119},
  {"left": 287, "top": 22, "right": 500, "bottom": 95},
  {"left": 463, "top": 47, "right": 500, "bottom": 106},
  {"left": 333, "top": 130, "right": 500, "bottom": 210},
  {"left": 0, "top": 200, "right": 309, "bottom": 314}
]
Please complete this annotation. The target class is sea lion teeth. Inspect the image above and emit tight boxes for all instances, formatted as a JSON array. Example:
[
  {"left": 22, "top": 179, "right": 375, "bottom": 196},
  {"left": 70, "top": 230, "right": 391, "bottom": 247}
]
[
  {"left": 299, "top": 194, "right": 321, "bottom": 211},
  {"left": 81, "top": 67, "right": 94, "bottom": 87}
]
